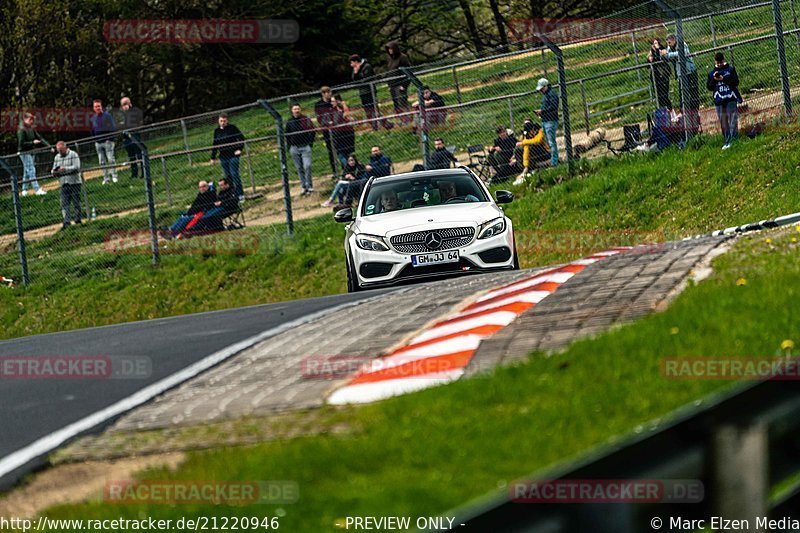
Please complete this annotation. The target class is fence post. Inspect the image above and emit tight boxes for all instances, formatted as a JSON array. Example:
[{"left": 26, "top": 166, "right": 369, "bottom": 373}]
[
  {"left": 772, "top": 0, "right": 793, "bottom": 117},
  {"left": 631, "top": 31, "right": 642, "bottom": 83},
  {"left": 452, "top": 67, "right": 462, "bottom": 104},
  {"left": 258, "top": 100, "right": 294, "bottom": 235},
  {"left": 244, "top": 141, "right": 256, "bottom": 194},
  {"left": 728, "top": 45, "right": 735, "bottom": 67},
  {"left": 130, "top": 136, "right": 159, "bottom": 266},
  {"left": 507, "top": 96, "right": 515, "bottom": 132},
  {"left": 401, "top": 67, "right": 431, "bottom": 169},
  {"left": 160, "top": 157, "right": 173, "bottom": 207},
  {"left": 0, "top": 158, "right": 29, "bottom": 285},
  {"left": 180, "top": 119, "right": 192, "bottom": 166},
  {"left": 790, "top": 0, "right": 800, "bottom": 54},
  {"left": 537, "top": 34, "right": 573, "bottom": 172},
  {"left": 580, "top": 80, "right": 590, "bottom": 135},
  {"left": 709, "top": 15, "right": 717, "bottom": 48},
  {"left": 540, "top": 48, "right": 548, "bottom": 77},
  {"left": 712, "top": 422, "right": 769, "bottom": 524}
]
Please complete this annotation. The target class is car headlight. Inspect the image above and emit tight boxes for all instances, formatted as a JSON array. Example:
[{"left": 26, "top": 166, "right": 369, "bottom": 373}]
[
  {"left": 477, "top": 218, "right": 506, "bottom": 239},
  {"left": 355, "top": 234, "right": 390, "bottom": 251}
]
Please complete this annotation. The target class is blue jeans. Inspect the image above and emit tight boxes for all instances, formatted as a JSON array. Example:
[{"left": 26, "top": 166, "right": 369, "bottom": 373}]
[
  {"left": 19, "top": 153, "right": 40, "bottom": 192},
  {"left": 196, "top": 207, "right": 226, "bottom": 231},
  {"left": 715, "top": 101, "right": 739, "bottom": 145},
  {"left": 170, "top": 214, "right": 194, "bottom": 234},
  {"left": 289, "top": 144, "right": 313, "bottom": 190},
  {"left": 219, "top": 156, "right": 243, "bottom": 197},
  {"left": 542, "top": 120, "right": 559, "bottom": 167},
  {"left": 329, "top": 180, "right": 349, "bottom": 204}
]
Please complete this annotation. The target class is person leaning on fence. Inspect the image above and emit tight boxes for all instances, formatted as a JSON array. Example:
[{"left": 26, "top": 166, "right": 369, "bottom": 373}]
[
  {"left": 119, "top": 97, "right": 144, "bottom": 180},
  {"left": 366, "top": 145, "right": 393, "bottom": 177},
  {"left": 385, "top": 41, "right": 412, "bottom": 124},
  {"left": 321, "top": 154, "right": 367, "bottom": 207},
  {"left": 17, "top": 112, "right": 52, "bottom": 197},
  {"left": 411, "top": 87, "right": 447, "bottom": 133},
  {"left": 648, "top": 38, "right": 673, "bottom": 109},
  {"left": 314, "top": 86, "right": 340, "bottom": 177},
  {"left": 329, "top": 95, "right": 356, "bottom": 169},
  {"left": 350, "top": 54, "right": 394, "bottom": 131},
  {"left": 487, "top": 125, "right": 519, "bottom": 180},
  {"left": 707, "top": 52, "right": 742, "bottom": 150},
  {"left": 210, "top": 113, "right": 246, "bottom": 201},
  {"left": 534, "top": 78, "right": 559, "bottom": 168},
  {"left": 662, "top": 34, "right": 701, "bottom": 136},
  {"left": 194, "top": 177, "right": 239, "bottom": 232},
  {"left": 165, "top": 180, "right": 218, "bottom": 238},
  {"left": 90, "top": 99, "right": 119, "bottom": 184},
  {"left": 286, "top": 104, "right": 317, "bottom": 196},
  {"left": 51, "top": 141, "right": 82, "bottom": 230}
]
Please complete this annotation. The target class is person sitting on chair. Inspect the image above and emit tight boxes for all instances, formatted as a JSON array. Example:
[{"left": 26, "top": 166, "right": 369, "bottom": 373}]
[
  {"left": 515, "top": 119, "right": 550, "bottom": 179},
  {"left": 487, "top": 125, "right": 519, "bottom": 180},
  {"left": 167, "top": 180, "right": 218, "bottom": 237},
  {"left": 194, "top": 177, "right": 239, "bottom": 232},
  {"left": 322, "top": 154, "right": 368, "bottom": 207}
]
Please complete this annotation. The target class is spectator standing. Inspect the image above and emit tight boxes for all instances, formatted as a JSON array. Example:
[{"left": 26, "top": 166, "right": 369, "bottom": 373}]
[
  {"left": 385, "top": 41, "right": 412, "bottom": 124},
  {"left": 350, "top": 54, "right": 393, "bottom": 131},
  {"left": 648, "top": 38, "right": 672, "bottom": 109},
  {"left": 366, "top": 146, "right": 393, "bottom": 177},
  {"left": 487, "top": 125, "right": 519, "bottom": 180},
  {"left": 412, "top": 87, "right": 447, "bottom": 132},
  {"left": 51, "top": 141, "right": 82, "bottom": 229},
  {"left": 314, "top": 86, "right": 339, "bottom": 177},
  {"left": 707, "top": 52, "right": 741, "bottom": 150},
  {"left": 534, "top": 78, "right": 559, "bottom": 167},
  {"left": 662, "top": 34, "right": 701, "bottom": 135},
  {"left": 90, "top": 99, "right": 118, "bottom": 184},
  {"left": 329, "top": 95, "right": 356, "bottom": 169},
  {"left": 16, "top": 112, "right": 50, "bottom": 196},
  {"left": 118, "top": 97, "right": 144, "bottom": 180},
  {"left": 210, "top": 113, "right": 246, "bottom": 201},
  {"left": 286, "top": 104, "right": 317, "bottom": 195}
]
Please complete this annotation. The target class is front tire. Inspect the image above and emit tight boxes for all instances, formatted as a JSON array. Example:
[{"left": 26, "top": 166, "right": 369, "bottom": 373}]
[
  {"left": 512, "top": 244, "right": 520, "bottom": 270},
  {"left": 346, "top": 253, "right": 361, "bottom": 292}
]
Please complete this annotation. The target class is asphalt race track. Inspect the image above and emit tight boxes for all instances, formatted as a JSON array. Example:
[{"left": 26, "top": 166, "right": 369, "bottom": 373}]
[{"left": 0, "top": 289, "right": 394, "bottom": 490}]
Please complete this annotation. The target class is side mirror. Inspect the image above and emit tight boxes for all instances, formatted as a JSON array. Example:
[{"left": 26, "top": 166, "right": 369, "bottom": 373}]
[
  {"left": 334, "top": 207, "right": 354, "bottom": 223},
  {"left": 495, "top": 190, "right": 513, "bottom": 204}
]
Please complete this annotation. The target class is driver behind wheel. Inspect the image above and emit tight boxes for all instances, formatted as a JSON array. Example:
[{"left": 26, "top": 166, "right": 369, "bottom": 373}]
[
  {"left": 438, "top": 180, "right": 478, "bottom": 203},
  {"left": 380, "top": 190, "right": 401, "bottom": 212}
]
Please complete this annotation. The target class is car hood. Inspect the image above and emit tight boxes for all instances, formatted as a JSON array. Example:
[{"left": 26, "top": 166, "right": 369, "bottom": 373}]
[{"left": 353, "top": 203, "right": 504, "bottom": 237}]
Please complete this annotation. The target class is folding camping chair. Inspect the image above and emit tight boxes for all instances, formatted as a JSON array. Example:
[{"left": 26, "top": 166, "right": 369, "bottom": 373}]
[{"left": 465, "top": 144, "right": 491, "bottom": 181}]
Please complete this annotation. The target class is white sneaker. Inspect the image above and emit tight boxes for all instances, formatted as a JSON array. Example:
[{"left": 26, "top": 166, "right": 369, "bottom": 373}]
[
  {"left": 721, "top": 143, "right": 730, "bottom": 150},
  {"left": 35, "top": 189, "right": 47, "bottom": 196},
  {"left": 102, "top": 179, "right": 110, "bottom": 185},
  {"left": 513, "top": 175, "right": 526, "bottom": 186},
  {"left": 21, "top": 190, "right": 28, "bottom": 197},
  {"left": 112, "top": 176, "right": 118, "bottom": 183}
]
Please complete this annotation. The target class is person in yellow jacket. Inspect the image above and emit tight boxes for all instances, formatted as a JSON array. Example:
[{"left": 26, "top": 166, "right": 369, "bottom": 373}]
[{"left": 516, "top": 119, "right": 550, "bottom": 178}]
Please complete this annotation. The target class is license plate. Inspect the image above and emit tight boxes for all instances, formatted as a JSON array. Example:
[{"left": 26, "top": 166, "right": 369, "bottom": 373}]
[{"left": 411, "top": 250, "right": 460, "bottom": 267}]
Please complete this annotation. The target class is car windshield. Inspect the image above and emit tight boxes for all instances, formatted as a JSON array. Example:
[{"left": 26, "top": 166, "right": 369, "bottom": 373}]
[{"left": 361, "top": 172, "right": 489, "bottom": 216}]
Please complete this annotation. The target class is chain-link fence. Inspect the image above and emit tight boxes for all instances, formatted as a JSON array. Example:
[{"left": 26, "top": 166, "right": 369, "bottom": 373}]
[{"left": 1, "top": 0, "right": 796, "bottom": 287}]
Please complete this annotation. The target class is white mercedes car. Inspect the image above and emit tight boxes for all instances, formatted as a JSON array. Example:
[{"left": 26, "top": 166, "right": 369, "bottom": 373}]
[{"left": 333, "top": 167, "right": 518, "bottom": 292}]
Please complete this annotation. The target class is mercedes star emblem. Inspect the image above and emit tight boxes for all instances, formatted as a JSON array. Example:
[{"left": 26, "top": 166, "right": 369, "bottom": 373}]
[{"left": 424, "top": 232, "right": 443, "bottom": 250}]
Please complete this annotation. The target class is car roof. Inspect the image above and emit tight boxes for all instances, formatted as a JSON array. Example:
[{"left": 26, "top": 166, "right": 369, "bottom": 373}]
[{"left": 372, "top": 167, "right": 472, "bottom": 183}]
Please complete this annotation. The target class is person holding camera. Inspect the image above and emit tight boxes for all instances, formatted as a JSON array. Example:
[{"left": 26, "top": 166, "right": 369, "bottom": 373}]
[
  {"left": 51, "top": 141, "right": 82, "bottom": 229},
  {"left": 707, "top": 52, "right": 741, "bottom": 150}
]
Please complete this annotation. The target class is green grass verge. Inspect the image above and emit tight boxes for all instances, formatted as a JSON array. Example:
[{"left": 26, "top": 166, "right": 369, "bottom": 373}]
[
  {"left": 1, "top": 130, "right": 799, "bottom": 341},
  {"left": 24, "top": 221, "right": 800, "bottom": 531}
]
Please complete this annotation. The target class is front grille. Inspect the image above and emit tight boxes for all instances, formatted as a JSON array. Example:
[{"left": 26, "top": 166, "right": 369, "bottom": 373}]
[
  {"left": 478, "top": 246, "right": 512, "bottom": 264},
  {"left": 390, "top": 226, "right": 475, "bottom": 254},
  {"left": 359, "top": 262, "right": 393, "bottom": 279}
]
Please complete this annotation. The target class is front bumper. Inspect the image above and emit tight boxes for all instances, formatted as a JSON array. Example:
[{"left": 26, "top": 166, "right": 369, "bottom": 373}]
[{"left": 349, "top": 222, "right": 515, "bottom": 288}]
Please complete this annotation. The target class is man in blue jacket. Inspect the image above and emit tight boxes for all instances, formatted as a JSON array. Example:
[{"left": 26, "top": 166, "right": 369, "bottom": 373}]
[
  {"left": 534, "top": 78, "right": 559, "bottom": 167},
  {"left": 90, "top": 99, "right": 118, "bottom": 184},
  {"left": 707, "top": 52, "right": 741, "bottom": 150},
  {"left": 366, "top": 146, "right": 393, "bottom": 177}
]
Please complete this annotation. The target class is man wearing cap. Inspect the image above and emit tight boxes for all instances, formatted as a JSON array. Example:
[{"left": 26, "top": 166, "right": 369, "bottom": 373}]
[{"left": 535, "top": 78, "right": 559, "bottom": 167}]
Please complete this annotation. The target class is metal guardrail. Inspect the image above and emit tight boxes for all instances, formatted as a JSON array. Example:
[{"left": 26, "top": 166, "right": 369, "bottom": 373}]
[{"left": 429, "top": 378, "right": 800, "bottom": 532}]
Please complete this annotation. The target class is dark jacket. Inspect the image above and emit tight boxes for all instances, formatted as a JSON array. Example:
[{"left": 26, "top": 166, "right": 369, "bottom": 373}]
[
  {"left": 119, "top": 106, "right": 144, "bottom": 130},
  {"left": 285, "top": 114, "right": 316, "bottom": 147},
  {"left": 330, "top": 105, "right": 355, "bottom": 153},
  {"left": 429, "top": 147, "right": 457, "bottom": 170},
  {"left": 493, "top": 134, "right": 518, "bottom": 157},
  {"left": 707, "top": 63, "right": 741, "bottom": 105},
  {"left": 90, "top": 112, "right": 117, "bottom": 142},
  {"left": 314, "top": 99, "right": 334, "bottom": 129},
  {"left": 17, "top": 125, "right": 50, "bottom": 153},
  {"left": 217, "top": 186, "right": 240, "bottom": 215},
  {"left": 188, "top": 187, "right": 218, "bottom": 215},
  {"left": 368, "top": 153, "right": 393, "bottom": 177},
  {"left": 342, "top": 162, "right": 367, "bottom": 180},
  {"left": 211, "top": 124, "right": 245, "bottom": 159},
  {"left": 352, "top": 60, "right": 376, "bottom": 100},
  {"left": 385, "top": 41, "right": 411, "bottom": 88},
  {"left": 540, "top": 87, "right": 559, "bottom": 123}
]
